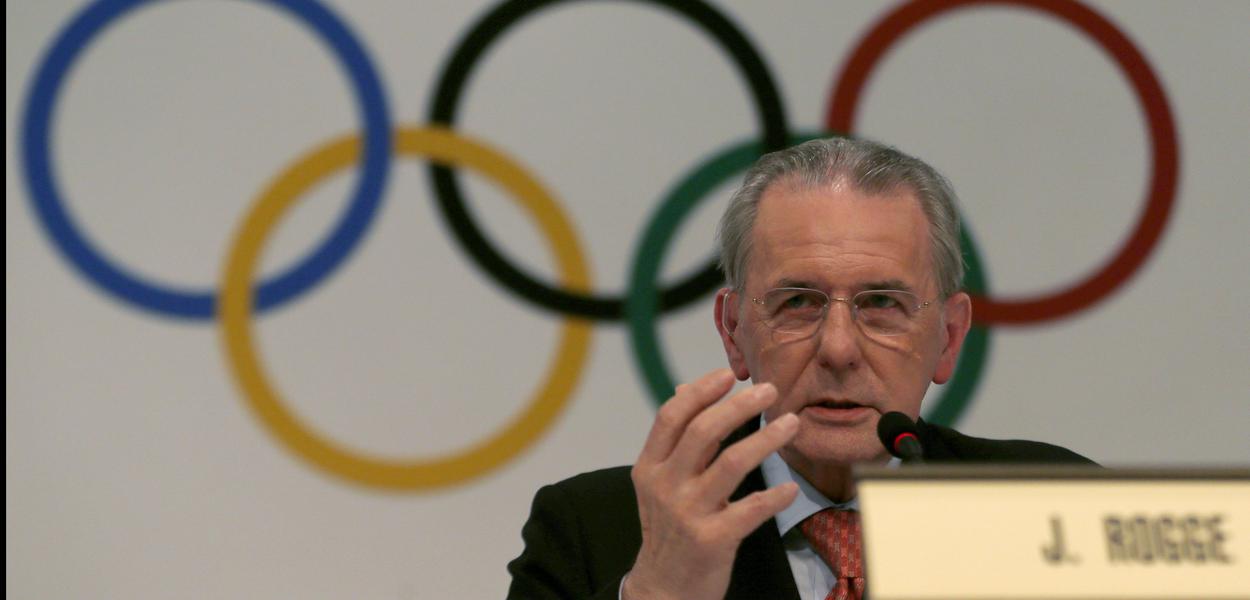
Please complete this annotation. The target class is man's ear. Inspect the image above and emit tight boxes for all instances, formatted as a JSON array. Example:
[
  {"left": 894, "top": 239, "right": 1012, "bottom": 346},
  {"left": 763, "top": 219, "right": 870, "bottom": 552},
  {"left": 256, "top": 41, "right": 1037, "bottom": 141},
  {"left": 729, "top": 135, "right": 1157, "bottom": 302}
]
[
  {"left": 933, "top": 291, "right": 972, "bottom": 385},
  {"left": 714, "top": 288, "right": 751, "bottom": 380}
]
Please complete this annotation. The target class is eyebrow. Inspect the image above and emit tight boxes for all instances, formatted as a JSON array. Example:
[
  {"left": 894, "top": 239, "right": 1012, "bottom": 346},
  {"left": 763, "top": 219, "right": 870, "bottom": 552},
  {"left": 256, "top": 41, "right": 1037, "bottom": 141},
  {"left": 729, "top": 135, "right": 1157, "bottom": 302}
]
[
  {"left": 863, "top": 279, "right": 915, "bottom": 293},
  {"left": 773, "top": 277, "right": 818, "bottom": 289},
  {"left": 771, "top": 277, "right": 916, "bottom": 294}
]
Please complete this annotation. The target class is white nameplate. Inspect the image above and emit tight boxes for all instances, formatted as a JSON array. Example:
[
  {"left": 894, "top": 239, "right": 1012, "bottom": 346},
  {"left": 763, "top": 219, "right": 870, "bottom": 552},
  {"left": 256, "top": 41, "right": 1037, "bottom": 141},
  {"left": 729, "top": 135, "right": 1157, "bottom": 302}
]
[{"left": 855, "top": 466, "right": 1250, "bottom": 600}]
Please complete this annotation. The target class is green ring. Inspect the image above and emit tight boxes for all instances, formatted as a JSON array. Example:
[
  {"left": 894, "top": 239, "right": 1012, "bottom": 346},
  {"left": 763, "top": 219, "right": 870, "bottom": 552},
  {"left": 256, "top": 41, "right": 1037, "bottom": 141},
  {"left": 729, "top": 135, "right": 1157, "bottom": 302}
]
[{"left": 625, "top": 133, "right": 991, "bottom": 427}]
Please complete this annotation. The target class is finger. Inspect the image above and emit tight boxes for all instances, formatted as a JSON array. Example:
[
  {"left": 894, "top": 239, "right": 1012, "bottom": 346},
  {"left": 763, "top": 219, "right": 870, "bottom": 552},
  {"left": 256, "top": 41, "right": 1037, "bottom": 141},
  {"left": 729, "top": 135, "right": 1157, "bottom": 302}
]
[
  {"left": 636, "top": 368, "right": 736, "bottom": 465},
  {"left": 699, "top": 412, "right": 799, "bottom": 500},
  {"left": 719, "top": 481, "right": 800, "bottom": 541},
  {"left": 665, "top": 382, "right": 778, "bottom": 477}
]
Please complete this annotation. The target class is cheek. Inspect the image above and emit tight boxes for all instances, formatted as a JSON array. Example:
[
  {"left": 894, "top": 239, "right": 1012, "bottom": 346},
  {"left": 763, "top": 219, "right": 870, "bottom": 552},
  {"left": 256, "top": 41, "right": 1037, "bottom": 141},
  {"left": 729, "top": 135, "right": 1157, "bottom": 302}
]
[
  {"left": 912, "top": 328, "right": 947, "bottom": 372},
  {"left": 873, "top": 342, "right": 939, "bottom": 407},
  {"left": 754, "top": 341, "right": 818, "bottom": 410},
  {"left": 753, "top": 338, "right": 811, "bottom": 379},
  {"left": 864, "top": 341, "right": 924, "bottom": 383},
  {"left": 886, "top": 322, "right": 944, "bottom": 367}
]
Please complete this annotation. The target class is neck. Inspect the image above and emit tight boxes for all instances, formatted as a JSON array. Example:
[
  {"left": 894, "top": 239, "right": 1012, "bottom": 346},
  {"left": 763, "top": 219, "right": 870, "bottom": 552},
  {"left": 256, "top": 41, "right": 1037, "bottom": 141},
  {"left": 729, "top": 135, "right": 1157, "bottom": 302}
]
[{"left": 781, "top": 450, "right": 890, "bottom": 503}]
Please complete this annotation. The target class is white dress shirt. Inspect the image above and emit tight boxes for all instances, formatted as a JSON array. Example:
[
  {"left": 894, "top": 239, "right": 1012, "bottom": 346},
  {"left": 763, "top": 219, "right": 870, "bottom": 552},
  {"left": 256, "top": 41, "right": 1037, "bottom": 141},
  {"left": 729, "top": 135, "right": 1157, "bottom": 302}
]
[
  {"left": 762, "top": 415, "right": 899, "bottom": 600},
  {"left": 760, "top": 448, "right": 848, "bottom": 599}
]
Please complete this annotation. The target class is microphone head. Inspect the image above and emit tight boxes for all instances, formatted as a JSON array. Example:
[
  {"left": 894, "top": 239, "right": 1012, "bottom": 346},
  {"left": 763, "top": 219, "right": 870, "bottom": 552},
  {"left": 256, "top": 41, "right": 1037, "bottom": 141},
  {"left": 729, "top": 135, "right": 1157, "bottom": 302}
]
[{"left": 877, "top": 411, "right": 920, "bottom": 457}]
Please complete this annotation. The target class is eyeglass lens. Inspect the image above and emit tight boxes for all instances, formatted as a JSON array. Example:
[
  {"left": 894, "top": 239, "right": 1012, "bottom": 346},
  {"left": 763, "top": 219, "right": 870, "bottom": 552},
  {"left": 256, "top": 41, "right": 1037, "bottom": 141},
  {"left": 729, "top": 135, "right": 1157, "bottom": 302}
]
[{"left": 758, "top": 288, "right": 921, "bottom": 336}]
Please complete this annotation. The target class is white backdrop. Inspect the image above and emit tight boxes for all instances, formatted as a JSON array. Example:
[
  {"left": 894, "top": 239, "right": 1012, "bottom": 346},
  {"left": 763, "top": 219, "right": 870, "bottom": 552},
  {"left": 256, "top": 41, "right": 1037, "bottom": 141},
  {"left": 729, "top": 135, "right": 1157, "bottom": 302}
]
[{"left": 7, "top": 1, "right": 1250, "bottom": 598}]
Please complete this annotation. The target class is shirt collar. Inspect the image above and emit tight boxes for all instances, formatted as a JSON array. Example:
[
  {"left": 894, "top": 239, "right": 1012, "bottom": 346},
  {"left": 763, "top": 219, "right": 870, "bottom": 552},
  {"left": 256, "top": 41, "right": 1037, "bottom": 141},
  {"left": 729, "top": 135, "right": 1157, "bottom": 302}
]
[{"left": 758, "top": 414, "right": 899, "bottom": 537}]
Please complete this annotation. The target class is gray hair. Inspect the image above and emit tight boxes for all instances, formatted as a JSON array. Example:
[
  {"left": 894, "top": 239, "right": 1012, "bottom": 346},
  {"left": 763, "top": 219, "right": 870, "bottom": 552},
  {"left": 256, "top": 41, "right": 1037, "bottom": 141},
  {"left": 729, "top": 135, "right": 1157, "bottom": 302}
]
[{"left": 715, "top": 136, "right": 965, "bottom": 298}]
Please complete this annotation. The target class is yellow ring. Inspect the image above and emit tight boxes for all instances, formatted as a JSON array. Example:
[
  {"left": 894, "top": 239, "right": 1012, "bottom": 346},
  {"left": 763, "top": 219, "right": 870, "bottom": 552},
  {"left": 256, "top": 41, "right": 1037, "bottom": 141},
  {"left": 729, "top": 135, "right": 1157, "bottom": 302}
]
[{"left": 218, "top": 126, "right": 593, "bottom": 490}]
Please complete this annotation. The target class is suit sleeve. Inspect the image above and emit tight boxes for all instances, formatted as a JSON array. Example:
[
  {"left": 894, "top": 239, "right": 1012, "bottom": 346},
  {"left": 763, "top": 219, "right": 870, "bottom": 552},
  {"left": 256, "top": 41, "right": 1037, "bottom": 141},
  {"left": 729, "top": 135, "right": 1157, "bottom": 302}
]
[{"left": 506, "top": 482, "right": 624, "bottom": 600}]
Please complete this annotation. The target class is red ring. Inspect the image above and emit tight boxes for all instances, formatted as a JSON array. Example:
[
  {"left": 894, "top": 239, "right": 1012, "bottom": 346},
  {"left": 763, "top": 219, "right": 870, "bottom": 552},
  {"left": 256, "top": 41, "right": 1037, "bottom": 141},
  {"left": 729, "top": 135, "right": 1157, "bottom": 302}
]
[{"left": 826, "top": 0, "right": 1179, "bottom": 325}]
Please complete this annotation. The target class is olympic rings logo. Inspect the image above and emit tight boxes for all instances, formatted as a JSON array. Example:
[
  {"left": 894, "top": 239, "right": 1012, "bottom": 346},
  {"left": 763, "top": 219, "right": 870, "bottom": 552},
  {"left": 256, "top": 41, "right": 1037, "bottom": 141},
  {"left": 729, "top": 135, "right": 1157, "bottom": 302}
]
[{"left": 21, "top": 0, "right": 1178, "bottom": 490}]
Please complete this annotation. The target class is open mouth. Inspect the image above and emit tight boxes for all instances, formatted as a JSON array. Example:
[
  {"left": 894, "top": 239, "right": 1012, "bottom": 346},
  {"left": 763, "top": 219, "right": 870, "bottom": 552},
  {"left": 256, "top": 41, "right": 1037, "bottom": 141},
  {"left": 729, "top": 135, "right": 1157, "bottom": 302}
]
[{"left": 810, "top": 400, "right": 864, "bottom": 409}]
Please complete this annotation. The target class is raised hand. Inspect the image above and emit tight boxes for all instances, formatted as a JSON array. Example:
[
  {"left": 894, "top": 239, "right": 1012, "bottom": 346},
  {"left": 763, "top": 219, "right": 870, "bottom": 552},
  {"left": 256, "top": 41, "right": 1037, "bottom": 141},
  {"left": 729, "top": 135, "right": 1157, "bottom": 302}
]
[{"left": 623, "top": 369, "right": 799, "bottom": 600}]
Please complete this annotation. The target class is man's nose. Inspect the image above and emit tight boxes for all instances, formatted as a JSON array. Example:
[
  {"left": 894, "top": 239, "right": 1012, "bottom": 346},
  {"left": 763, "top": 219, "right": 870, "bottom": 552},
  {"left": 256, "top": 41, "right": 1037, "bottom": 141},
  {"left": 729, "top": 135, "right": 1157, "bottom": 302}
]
[{"left": 816, "top": 299, "right": 866, "bottom": 370}]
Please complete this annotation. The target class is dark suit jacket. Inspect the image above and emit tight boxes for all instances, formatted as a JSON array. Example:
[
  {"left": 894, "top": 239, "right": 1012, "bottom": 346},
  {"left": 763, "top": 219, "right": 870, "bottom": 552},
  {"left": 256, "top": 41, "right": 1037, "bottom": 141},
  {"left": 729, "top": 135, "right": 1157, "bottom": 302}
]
[{"left": 506, "top": 419, "right": 1095, "bottom": 600}]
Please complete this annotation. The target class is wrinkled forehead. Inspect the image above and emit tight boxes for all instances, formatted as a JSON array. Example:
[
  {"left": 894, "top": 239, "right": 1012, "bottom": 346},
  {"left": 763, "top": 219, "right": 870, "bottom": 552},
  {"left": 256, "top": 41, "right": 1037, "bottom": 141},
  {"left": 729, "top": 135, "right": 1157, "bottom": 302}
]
[{"left": 746, "top": 181, "right": 936, "bottom": 293}]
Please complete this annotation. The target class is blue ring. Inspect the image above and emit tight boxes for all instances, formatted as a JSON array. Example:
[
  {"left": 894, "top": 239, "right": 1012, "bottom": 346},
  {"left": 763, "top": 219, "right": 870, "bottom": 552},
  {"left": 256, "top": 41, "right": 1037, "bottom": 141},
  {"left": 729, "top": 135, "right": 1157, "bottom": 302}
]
[{"left": 20, "top": 0, "right": 391, "bottom": 319}]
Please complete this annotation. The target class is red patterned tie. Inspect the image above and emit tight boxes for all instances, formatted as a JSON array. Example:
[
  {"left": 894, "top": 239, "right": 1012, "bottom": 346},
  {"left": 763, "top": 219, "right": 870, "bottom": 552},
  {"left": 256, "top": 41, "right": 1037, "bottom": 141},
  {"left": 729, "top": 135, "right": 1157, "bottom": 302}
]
[{"left": 798, "top": 509, "right": 866, "bottom": 600}]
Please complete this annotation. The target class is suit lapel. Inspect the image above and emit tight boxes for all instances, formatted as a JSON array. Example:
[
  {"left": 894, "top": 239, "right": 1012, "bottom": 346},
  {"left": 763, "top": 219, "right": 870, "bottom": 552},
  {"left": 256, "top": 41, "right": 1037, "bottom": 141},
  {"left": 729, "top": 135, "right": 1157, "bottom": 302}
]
[
  {"left": 915, "top": 418, "right": 957, "bottom": 461},
  {"left": 721, "top": 420, "right": 802, "bottom": 600}
]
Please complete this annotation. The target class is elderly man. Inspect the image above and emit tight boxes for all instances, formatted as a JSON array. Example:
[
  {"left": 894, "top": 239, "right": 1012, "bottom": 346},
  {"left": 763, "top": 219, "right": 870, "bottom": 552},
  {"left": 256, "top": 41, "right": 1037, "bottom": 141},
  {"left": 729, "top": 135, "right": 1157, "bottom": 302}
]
[{"left": 507, "top": 136, "right": 1093, "bottom": 600}]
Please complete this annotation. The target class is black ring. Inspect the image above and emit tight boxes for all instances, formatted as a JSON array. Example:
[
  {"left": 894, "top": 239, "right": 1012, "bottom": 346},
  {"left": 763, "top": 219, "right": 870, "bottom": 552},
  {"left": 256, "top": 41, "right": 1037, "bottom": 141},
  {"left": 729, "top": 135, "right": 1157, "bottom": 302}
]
[{"left": 426, "top": 0, "right": 789, "bottom": 320}]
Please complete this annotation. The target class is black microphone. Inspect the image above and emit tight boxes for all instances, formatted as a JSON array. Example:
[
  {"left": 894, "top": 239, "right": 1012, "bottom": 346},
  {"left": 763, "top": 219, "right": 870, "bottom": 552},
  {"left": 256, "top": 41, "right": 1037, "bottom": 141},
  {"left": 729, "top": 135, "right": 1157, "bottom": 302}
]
[{"left": 877, "top": 411, "right": 925, "bottom": 464}]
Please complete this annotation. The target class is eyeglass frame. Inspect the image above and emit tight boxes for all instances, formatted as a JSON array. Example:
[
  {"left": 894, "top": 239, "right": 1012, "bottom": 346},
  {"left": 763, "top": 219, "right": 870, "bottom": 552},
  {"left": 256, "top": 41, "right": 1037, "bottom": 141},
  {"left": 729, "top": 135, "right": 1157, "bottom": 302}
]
[{"left": 723, "top": 286, "right": 935, "bottom": 339}]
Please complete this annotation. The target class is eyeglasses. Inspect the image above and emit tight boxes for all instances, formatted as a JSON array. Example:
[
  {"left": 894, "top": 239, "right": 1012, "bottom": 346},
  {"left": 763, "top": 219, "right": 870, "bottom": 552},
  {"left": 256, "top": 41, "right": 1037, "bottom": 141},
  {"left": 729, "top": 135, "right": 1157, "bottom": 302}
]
[{"left": 749, "top": 287, "right": 932, "bottom": 338}]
